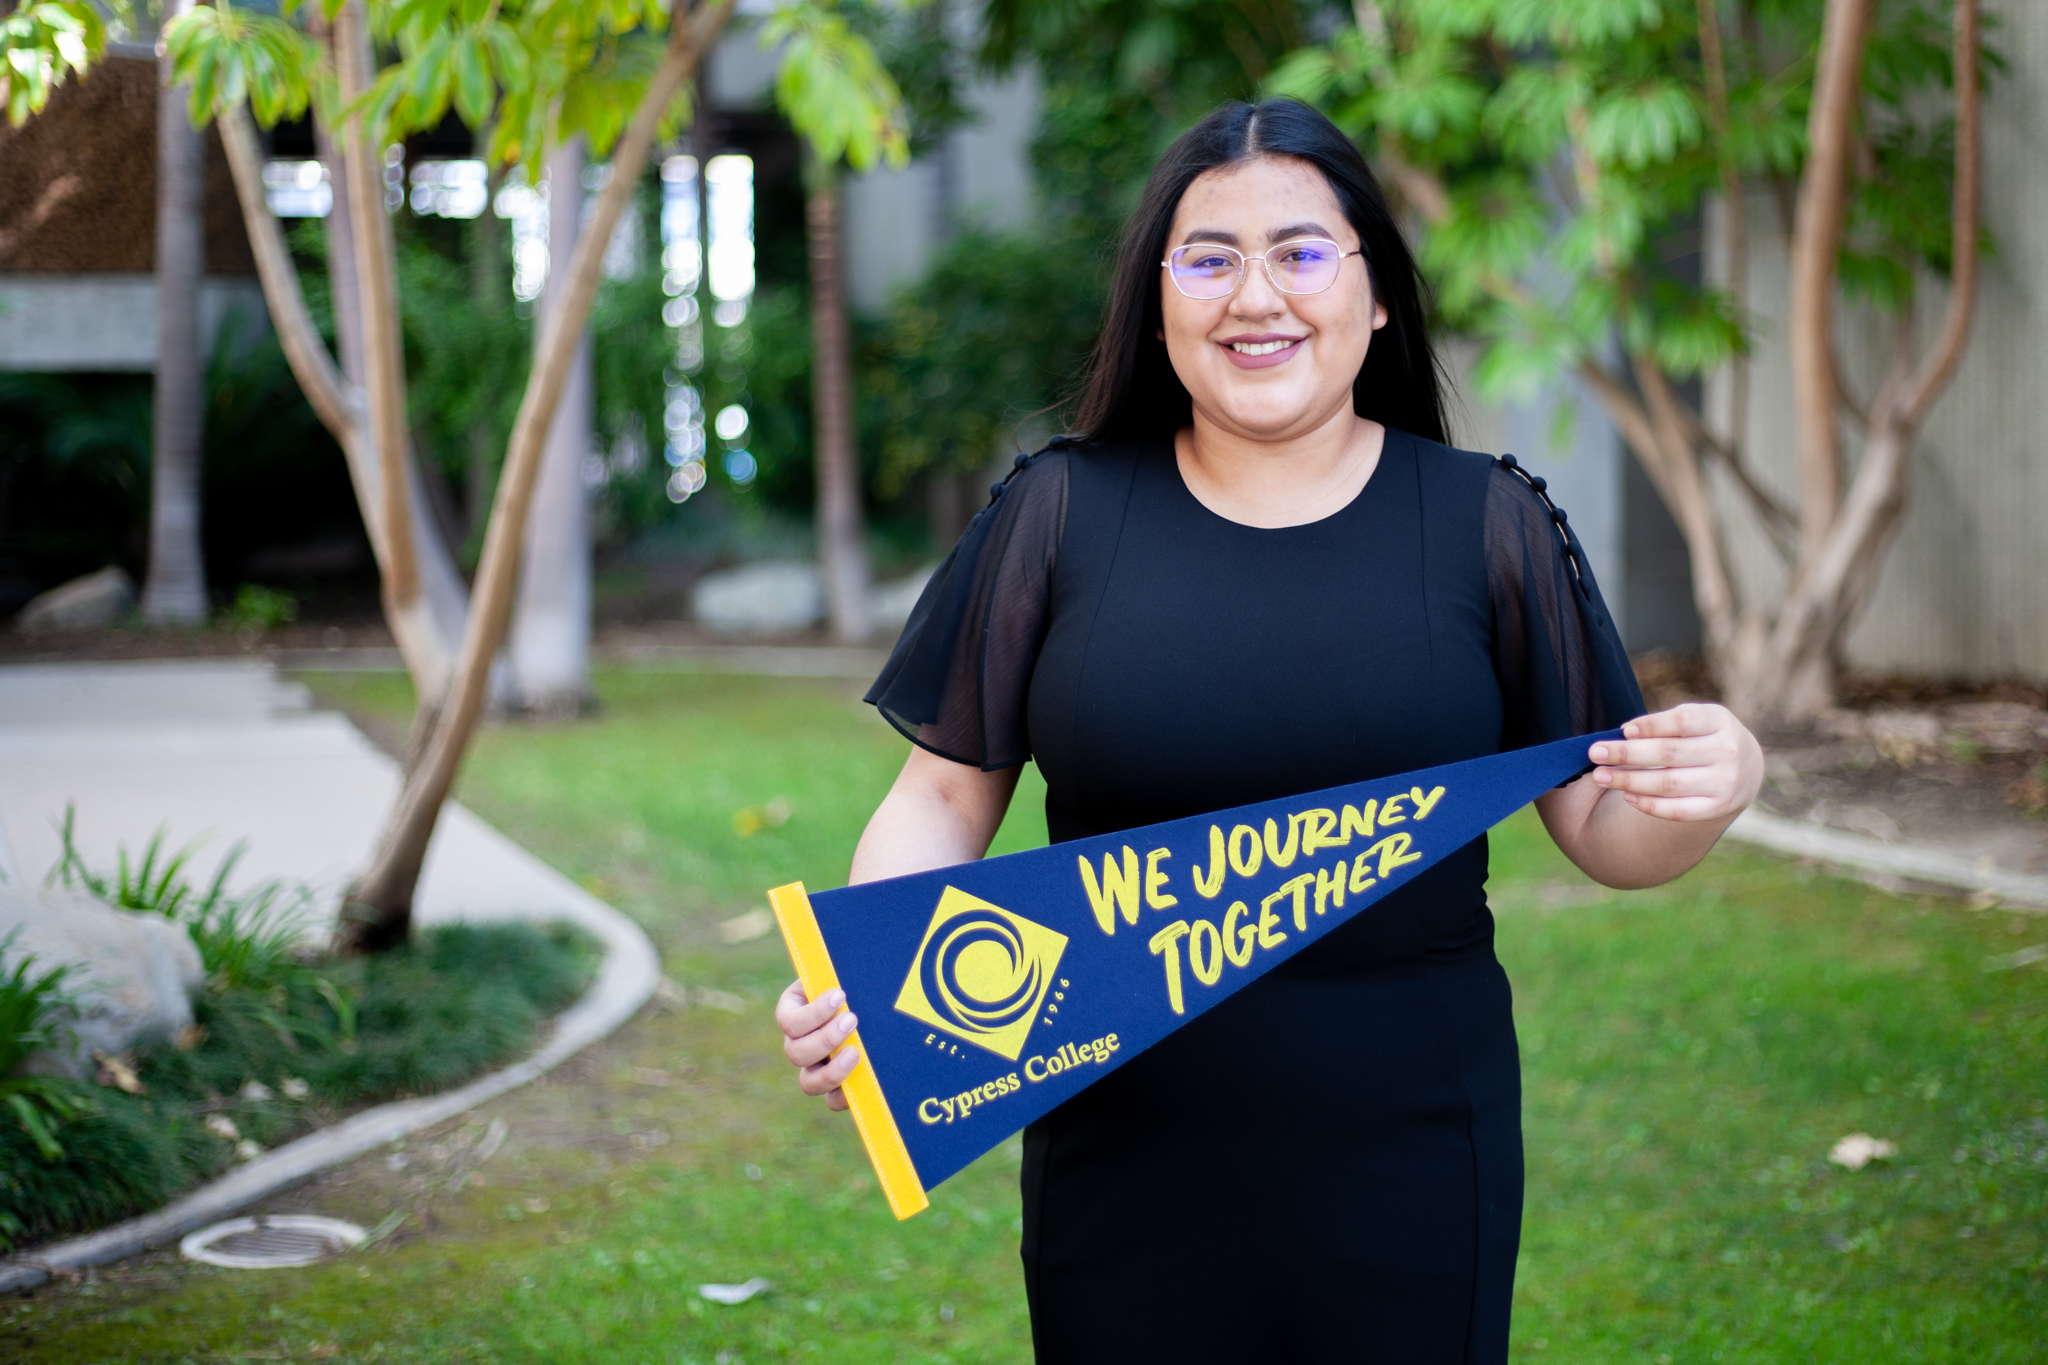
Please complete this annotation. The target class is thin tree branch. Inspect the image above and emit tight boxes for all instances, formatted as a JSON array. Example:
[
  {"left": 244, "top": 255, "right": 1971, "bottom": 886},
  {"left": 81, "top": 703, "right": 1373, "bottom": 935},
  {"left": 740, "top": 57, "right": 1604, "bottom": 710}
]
[
  {"left": 215, "top": 103, "right": 358, "bottom": 443},
  {"left": 1696, "top": 0, "right": 1751, "bottom": 467},
  {"left": 1831, "top": 347, "right": 1870, "bottom": 429},
  {"left": 1682, "top": 408, "right": 1798, "bottom": 551},
  {"left": 1788, "top": 0, "right": 1873, "bottom": 557},
  {"left": 1893, "top": 0, "right": 1980, "bottom": 429},
  {"left": 1576, "top": 358, "right": 1679, "bottom": 505},
  {"left": 336, "top": 0, "right": 418, "bottom": 607},
  {"left": 1628, "top": 356, "right": 1741, "bottom": 657}
]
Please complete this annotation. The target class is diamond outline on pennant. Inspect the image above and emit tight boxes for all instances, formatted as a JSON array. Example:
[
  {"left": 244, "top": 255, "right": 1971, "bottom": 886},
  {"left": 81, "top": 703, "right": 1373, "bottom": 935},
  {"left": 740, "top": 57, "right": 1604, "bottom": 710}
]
[{"left": 893, "top": 886, "right": 1068, "bottom": 1062}]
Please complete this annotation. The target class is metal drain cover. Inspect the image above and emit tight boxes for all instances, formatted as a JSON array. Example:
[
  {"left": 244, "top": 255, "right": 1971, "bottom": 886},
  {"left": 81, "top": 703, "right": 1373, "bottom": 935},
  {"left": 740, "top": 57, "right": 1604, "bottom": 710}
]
[{"left": 180, "top": 1215, "right": 367, "bottom": 1269}]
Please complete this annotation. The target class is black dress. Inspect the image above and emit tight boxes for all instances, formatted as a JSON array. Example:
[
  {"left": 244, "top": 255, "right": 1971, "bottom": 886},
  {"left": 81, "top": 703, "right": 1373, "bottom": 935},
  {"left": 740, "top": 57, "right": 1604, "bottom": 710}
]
[{"left": 867, "top": 430, "right": 1643, "bottom": 1364}]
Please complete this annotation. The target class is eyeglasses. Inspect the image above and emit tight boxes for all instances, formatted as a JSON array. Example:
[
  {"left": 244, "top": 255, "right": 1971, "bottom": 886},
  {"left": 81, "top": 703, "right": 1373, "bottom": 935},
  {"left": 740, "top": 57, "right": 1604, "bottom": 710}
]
[{"left": 1161, "top": 238, "right": 1362, "bottom": 300}]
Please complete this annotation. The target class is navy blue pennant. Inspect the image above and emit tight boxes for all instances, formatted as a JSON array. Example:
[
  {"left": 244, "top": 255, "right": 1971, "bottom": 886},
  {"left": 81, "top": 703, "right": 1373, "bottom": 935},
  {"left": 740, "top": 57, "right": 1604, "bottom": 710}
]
[{"left": 770, "top": 728, "right": 1617, "bottom": 1218}]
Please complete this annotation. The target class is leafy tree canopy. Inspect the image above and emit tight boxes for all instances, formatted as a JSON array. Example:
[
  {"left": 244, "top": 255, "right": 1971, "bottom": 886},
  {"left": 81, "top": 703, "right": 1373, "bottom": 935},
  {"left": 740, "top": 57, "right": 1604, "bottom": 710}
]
[{"left": 1268, "top": 0, "right": 1994, "bottom": 403}]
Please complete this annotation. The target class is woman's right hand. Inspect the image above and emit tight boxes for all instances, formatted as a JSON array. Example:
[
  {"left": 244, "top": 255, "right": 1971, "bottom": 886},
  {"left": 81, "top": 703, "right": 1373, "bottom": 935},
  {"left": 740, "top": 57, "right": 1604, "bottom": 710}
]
[{"left": 775, "top": 980, "right": 860, "bottom": 1111}]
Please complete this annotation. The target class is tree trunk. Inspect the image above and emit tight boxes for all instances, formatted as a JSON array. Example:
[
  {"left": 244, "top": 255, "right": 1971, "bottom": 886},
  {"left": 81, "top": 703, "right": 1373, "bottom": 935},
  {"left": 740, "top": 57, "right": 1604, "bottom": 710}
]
[
  {"left": 1717, "top": 0, "right": 1980, "bottom": 724},
  {"left": 508, "top": 137, "right": 596, "bottom": 716},
  {"left": 1360, "top": 0, "right": 1979, "bottom": 728},
  {"left": 1786, "top": 0, "right": 1873, "bottom": 564},
  {"left": 216, "top": 96, "right": 473, "bottom": 705},
  {"left": 806, "top": 162, "right": 871, "bottom": 643},
  {"left": 333, "top": 0, "right": 460, "bottom": 718},
  {"left": 142, "top": 1, "right": 208, "bottom": 626},
  {"left": 464, "top": 161, "right": 506, "bottom": 542},
  {"left": 316, "top": 114, "right": 473, "bottom": 698},
  {"left": 336, "top": 0, "right": 736, "bottom": 952},
  {"left": 316, "top": 116, "right": 367, "bottom": 393}
]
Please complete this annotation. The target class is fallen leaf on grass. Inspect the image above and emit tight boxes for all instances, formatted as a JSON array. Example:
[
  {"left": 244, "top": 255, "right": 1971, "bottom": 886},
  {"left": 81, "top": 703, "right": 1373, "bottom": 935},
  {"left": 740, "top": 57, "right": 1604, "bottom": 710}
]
[
  {"left": 699, "top": 1277, "right": 772, "bottom": 1305},
  {"left": 1982, "top": 944, "right": 2048, "bottom": 972},
  {"left": 93, "top": 1050, "right": 146, "bottom": 1094},
  {"left": 1828, "top": 1133, "right": 1897, "bottom": 1170},
  {"left": 719, "top": 908, "right": 774, "bottom": 944},
  {"left": 732, "top": 798, "right": 794, "bottom": 837}
]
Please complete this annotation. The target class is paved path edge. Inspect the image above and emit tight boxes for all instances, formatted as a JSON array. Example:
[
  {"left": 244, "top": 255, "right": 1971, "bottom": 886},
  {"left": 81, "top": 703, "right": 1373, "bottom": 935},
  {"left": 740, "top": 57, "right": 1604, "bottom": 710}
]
[
  {"left": 1725, "top": 807, "right": 2048, "bottom": 912},
  {"left": 0, "top": 889, "right": 660, "bottom": 1295}
]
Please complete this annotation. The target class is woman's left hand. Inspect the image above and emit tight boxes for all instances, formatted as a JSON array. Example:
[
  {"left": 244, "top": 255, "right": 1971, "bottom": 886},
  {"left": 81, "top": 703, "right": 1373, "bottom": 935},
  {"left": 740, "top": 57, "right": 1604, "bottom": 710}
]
[{"left": 1588, "top": 702, "right": 1764, "bottom": 823}]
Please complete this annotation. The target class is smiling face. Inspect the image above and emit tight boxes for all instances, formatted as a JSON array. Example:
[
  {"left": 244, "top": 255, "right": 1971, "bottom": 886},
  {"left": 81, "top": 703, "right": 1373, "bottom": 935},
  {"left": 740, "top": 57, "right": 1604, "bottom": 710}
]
[{"left": 1159, "top": 154, "right": 1387, "bottom": 443}]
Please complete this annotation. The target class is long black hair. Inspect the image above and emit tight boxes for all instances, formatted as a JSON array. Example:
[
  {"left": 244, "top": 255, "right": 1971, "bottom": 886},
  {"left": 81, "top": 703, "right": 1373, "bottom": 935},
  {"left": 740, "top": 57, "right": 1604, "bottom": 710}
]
[{"left": 1072, "top": 98, "right": 1449, "bottom": 445}]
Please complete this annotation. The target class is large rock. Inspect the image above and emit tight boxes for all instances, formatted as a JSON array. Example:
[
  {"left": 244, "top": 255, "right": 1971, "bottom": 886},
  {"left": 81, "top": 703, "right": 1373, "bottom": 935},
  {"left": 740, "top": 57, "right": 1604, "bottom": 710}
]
[
  {"left": 0, "top": 887, "right": 203, "bottom": 1080},
  {"left": 691, "top": 561, "right": 824, "bottom": 636},
  {"left": 13, "top": 566, "right": 136, "bottom": 635}
]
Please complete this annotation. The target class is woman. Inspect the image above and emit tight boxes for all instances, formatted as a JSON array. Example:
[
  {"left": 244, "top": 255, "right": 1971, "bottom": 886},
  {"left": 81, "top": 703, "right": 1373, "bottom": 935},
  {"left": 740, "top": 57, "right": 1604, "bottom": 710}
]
[{"left": 776, "top": 98, "right": 1762, "bottom": 1362}]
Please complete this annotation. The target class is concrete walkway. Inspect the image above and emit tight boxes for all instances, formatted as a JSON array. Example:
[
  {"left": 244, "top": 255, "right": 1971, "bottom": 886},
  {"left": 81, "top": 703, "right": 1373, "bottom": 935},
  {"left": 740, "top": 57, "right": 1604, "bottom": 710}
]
[
  {"left": 0, "top": 658, "right": 660, "bottom": 1291},
  {"left": 0, "top": 658, "right": 607, "bottom": 930}
]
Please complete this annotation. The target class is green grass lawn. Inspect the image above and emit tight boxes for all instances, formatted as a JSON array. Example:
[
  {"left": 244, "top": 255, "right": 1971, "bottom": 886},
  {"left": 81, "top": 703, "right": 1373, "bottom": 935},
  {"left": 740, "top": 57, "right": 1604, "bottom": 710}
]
[{"left": 6, "top": 671, "right": 2043, "bottom": 1363}]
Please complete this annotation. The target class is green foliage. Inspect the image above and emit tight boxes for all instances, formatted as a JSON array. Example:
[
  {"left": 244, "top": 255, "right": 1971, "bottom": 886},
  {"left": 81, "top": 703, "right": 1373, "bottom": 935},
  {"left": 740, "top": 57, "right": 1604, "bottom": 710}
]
[
  {"left": 764, "top": 2, "right": 910, "bottom": 173},
  {"left": 0, "top": 373, "right": 153, "bottom": 590},
  {"left": 367, "top": 0, "right": 677, "bottom": 170},
  {"left": 221, "top": 583, "right": 300, "bottom": 632},
  {"left": 841, "top": 0, "right": 1330, "bottom": 479},
  {"left": 141, "top": 922, "right": 595, "bottom": 1116},
  {"left": 1268, "top": 0, "right": 1996, "bottom": 405},
  {"left": 867, "top": 223, "right": 1106, "bottom": 491},
  {"left": 0, "top": 934, "right": 95, "bottom": 1163},
  {"left": 987, "top": 0, "right": 1330, "bottom": 230},
  {"left": 587, "top": 193, "right": 700, "bottom": 539},
  {"left": 0, "top": 1089, "right": 208, "bottom": 1252},
  {"left": 0, "top": 908, "right": 594, "bottom": 1252},
  {"left": 162, "top": 0, "right": 319, "bottom": 128},
  {"left": 0, "top": 0, "right": 103, "bottom": 126},
  {"left": 847, "top": 0, "right": 971, "bottom": 159}
]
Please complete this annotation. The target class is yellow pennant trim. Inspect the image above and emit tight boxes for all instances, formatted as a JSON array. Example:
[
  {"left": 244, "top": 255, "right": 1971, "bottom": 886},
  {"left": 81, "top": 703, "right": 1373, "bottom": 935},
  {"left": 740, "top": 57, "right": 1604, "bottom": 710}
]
[{"left": 768, "top": 881, "right": 930, "bottom": 1220}]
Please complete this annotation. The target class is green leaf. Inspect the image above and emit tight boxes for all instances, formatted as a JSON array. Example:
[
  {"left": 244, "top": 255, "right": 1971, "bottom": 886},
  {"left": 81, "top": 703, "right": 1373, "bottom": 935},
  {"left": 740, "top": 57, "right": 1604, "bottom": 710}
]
[
  {"left": 451, "top": 32, "right": 495, "bottom": 129},
  {"left": 0, "top": 0, "right": 105, "bottom": 125},
  {"left": 1584, "top": 80, "right": 1702, "bottom": 170},
  {"left": 764, "top": 4, "right": 910, "bottom": 173},
  {"left": 163, "top": 5, "right": 315, "bottom": 128}
]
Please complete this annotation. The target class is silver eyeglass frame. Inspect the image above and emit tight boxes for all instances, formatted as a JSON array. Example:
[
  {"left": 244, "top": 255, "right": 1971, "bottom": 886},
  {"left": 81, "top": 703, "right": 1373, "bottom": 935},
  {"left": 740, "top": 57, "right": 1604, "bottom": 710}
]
[{"left": 1160, "top": 238, "right": 1364, "bottom": 299}]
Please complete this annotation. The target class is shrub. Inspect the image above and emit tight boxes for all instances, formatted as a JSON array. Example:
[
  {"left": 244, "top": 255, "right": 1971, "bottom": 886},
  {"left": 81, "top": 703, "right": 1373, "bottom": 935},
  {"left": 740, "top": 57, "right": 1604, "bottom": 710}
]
[
  {"left": 2, "top": 823, "right": 598, "bottom": 1253},
  {"left": 0, "top": 932, "right": 96, "bottom": 1163},
  {"left": 48, "top": 808, "right": 314, "bottom": 993},
  {"left": 220, "top": 584, "right": 299, "bottom": 633}
]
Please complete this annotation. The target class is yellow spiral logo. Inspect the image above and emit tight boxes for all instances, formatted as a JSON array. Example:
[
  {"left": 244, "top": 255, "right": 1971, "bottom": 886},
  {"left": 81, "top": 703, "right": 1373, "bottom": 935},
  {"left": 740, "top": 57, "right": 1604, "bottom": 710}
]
[{"left": 894, "top": 888, "right": 1069, "bottom": 1061}]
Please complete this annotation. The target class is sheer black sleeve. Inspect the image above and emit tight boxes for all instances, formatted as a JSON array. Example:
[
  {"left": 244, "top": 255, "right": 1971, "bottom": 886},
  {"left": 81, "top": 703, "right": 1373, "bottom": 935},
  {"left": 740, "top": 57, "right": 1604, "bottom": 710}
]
[
  {"left": 1486, "top": 457, "right": 1646, "bottom": 750},
  {"left": 864, "top": 447, "right": 1071, "bottom": 770}
]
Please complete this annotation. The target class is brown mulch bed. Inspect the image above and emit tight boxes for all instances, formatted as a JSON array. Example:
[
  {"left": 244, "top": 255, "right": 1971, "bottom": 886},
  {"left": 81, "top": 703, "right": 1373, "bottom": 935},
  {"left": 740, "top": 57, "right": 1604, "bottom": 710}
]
[{"left": 1632, "top": 652, "right": 2048, "bottom": 881}]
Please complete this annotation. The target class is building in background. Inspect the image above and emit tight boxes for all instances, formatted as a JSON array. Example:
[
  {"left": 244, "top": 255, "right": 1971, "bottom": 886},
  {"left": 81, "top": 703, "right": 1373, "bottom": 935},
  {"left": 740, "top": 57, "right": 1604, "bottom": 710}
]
[{"left": 0, "top": 47, "right": 267, "bottom": 373}]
